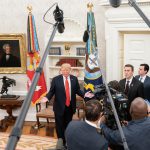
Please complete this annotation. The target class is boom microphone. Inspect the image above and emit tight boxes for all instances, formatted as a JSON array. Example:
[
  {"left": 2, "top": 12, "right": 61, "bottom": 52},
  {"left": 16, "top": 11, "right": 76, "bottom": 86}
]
[
  {"left": 57, "top": 22, "right": 65, "bottom": 33},
  {"left": 83, "top": 30, "right": 89, "bottom": 42},
  {"left": 53, "top": 5, "right": 65, "bottom": 33},
  {"left": 109, "top": 0, "right": 122, "bottom": 8},
  {"left": 53, "top": 5, "right": 63, "bottom": 22}
]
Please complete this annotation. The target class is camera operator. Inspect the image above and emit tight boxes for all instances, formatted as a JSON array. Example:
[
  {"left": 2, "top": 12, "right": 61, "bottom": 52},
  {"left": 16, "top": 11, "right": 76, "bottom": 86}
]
[
  {"left": 100, "top": 97, "right": 150, "bottom": 150},
  {"left": 101, "top": 80, "right": 129, "bottom": 129},
  {"left": 93, "top": 80, "right": 122, "bottom": 101},
  {"left": 65, "top": 99, "right": 108, "bottom": 150},
  {"left": 108, "top": 80, "right": 122, "bottom": 92},
  {"left": 145, "top": 99, "right": 150, "bottom": 117}
]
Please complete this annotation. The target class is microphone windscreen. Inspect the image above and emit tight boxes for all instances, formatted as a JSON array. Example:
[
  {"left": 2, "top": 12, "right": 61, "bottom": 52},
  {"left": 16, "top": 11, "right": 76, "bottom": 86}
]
[
  {"left": 83, "top": 30, "right": 89, "bottom": 42},
  {"left": 58, "top": 22, "right": 65, "bottom": 33},
  {"left": 109, "top": 0, "right": 122, "bottom": 8}
]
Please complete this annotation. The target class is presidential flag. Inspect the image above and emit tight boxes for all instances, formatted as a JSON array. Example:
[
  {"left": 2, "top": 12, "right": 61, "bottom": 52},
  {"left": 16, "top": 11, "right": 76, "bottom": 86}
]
[
  {"left": 27, "top": 12, "right": 47, "bottom": 105},
  {"left": 84, "top": 7, "right": 103, "bottom": 99}
]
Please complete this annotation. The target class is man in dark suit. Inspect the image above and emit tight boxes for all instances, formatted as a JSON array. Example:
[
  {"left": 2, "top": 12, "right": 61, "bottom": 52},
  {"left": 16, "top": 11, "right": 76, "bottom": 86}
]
[
  {"left": 41, "top": 63, "right": 93, "bottom": 149},
  {"left": 135, "top": 64, "right": 150, "bottom": 102},
  {"left": 119, "top": 64, "right": 144, "bottom": 120},
  {"left": 100, "top": 97, "right": 150, "bottom": 150},
  {"left": 0, "top": 43, "right": 21, "bottom": 67},
  {"left": 65, "top": 99, "right": 108, "bottom": 150}
]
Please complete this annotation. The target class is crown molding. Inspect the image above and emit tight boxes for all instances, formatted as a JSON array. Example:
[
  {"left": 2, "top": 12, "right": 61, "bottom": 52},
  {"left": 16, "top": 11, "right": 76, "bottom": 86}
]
[{"left": 99, "top": 0, "right": 150, "bottom": 7}]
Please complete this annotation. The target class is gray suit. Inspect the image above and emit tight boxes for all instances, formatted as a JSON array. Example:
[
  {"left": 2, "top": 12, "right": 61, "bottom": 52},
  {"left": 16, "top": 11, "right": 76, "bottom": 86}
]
[
  {"left": 135, "top": 75, "right": 150, "bottom": 101},
  {"left": 101, "top": 117, "right": 150, "bottom": 150}
]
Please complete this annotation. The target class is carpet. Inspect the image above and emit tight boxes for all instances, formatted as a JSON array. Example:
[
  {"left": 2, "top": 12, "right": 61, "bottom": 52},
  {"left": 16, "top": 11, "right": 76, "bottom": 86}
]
[{"left": 0, "top": 132, "right": 57, "bottom": 150}]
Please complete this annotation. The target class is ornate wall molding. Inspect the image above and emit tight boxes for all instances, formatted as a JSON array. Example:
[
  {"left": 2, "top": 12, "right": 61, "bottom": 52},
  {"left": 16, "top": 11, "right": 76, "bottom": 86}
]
[
  {"left": 99, "top": 0, "right": 150, "bottom": 7},
  {"left": 46, "top": 18, "right": 85, "bottom": 42},
  {"left": 100, "top": 0, "right": 150, "bottom": 81}
]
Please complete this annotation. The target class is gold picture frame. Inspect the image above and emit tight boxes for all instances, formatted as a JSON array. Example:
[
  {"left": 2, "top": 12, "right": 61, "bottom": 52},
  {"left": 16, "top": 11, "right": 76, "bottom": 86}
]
[{"left": 0, "top": 34, "right": 26, "bottom": 73}]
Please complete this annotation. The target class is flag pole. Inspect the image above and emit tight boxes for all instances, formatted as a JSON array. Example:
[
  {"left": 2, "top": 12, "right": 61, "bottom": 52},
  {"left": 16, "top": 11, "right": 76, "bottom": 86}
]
[
  {"left": 87, "top": 3, "right": 129, "bottom": 150},
  {"left": 99, "top": 65, "right": 129, "bottom": 150},
  {"left": 6, "top": 6, "right": 59, "bottom": 150}
]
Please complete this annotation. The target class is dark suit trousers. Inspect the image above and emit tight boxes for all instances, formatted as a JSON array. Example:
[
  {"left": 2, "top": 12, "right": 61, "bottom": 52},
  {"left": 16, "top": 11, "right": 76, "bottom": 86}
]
[{"left": 55, "top": 105, "right": 73, "bottom": 144}]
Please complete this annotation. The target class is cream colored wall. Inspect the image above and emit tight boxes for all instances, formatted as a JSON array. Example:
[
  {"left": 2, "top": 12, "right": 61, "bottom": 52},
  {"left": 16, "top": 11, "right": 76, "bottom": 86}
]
[
  {"left": 0, "top": 0, "right": 106, "bottom": 121},
  {"left": 100, "top": 1, "right": 150, "bottom": 82},
  {"left": 0, "top": 0, "right": 106, "bottom": 95}
]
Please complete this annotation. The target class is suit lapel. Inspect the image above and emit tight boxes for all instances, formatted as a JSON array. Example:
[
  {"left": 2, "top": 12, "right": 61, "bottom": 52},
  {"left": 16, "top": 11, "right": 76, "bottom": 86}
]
[
  {"left": 128, "top": 78, "right": 135, "bottom": 94},
  {"left": 60, "top": 75, "right": 66, "bottom": 94},
  {"left": 137, "top": 75, "right": 140, "bottom": 80},
  {"left": 144, "top": 76, "right": 148, "bottom": 84},
  {"left": 70, "top": 75, "right": 74, "bottom": 96},
  {"left": 121, "top": 79, "right": 126, "bottom": 90}
]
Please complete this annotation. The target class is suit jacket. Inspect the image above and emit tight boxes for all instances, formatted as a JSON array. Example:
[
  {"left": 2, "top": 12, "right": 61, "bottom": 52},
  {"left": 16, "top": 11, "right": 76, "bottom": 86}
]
[
  {"left": 65, "top": 121, "right": 108, "bottom": 150},
  {"left": 0, "top": 53, "right": 21, "bottom": 67},
  {"left": 46, "top": 75, "right": 84, "bottom": 115},
  {"left": 101, "top": 117, "right": 150, "bottom": 150},
  {"left": 135, "top": 75, "right": 150, "bottom": 101},
  {"left": 119, "top": 77, "right": 144, "bottom": 105}
]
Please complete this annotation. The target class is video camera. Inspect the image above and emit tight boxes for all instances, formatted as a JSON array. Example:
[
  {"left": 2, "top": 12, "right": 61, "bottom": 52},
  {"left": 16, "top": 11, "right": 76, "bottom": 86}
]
[{"left": 94, "top": 81, "right": 128, "bottom": 129}]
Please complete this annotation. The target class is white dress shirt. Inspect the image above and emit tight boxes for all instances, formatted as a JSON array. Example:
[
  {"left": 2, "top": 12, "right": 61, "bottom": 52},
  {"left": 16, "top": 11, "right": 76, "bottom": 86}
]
[
  {"left": 126, "top": 76, "right": 133, "bottom": 87},
  {"left": 6, "top": 55, "right": 10, "bottom": 61},
  {"left": 139, "top": 75, "right": 146, "bottom": 83},
  {"left": 85, "top": 119, "right": 100, "bottom": 129}
]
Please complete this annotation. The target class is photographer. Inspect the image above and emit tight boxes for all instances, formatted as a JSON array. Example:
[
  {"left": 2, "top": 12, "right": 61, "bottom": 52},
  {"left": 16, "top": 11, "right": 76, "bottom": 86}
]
[
  {"left": 100, "top": 97, "right": 150, "bottom": 150},
  {"left": 96, "top": 80, "right": 128, "bottom": 129},
  {"left": 65, "top": 99, "right": 108, "bottom": 150},
  {"left": 93, "top": 80, "right": 122, "bottom": 101}
]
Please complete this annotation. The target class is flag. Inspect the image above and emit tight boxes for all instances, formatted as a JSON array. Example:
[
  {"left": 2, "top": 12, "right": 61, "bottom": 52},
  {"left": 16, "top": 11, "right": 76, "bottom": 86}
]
[
  {"left": 84, "top": 8, "right": 103, "bottom": 99},
  {"left": 27, "top": 12, "right": 47, "bottom": 105}
]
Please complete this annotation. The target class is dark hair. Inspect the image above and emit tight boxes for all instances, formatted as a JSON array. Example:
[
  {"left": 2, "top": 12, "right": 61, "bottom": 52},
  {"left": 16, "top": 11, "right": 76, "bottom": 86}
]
[
  {"left": 140, "top": 64, "right": 149, "bottom": 73},
  {"left": 85, "top": 99, "right": 102, "bottom": 122},
  {"left": 108, "top": 80, "right": 121, "bottom": 92},
  {"left": 124, "top": 64, "right": 134, "bottom": 71}
]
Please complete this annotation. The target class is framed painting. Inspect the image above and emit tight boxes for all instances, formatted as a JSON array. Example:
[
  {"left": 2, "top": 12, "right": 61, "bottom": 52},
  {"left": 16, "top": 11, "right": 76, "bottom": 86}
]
[{"left": 0, "top": 34, "right": 26, "bottom": 73}]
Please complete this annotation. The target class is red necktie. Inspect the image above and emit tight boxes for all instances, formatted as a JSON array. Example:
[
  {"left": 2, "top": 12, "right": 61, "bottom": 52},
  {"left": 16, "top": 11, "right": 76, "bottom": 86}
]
[{"left": 65, "top": 77, "right": 70, "bottom": 106}]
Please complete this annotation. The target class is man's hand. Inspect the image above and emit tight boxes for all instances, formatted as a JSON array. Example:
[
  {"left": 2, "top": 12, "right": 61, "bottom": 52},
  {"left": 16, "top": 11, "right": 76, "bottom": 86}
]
[
  {"left": 40, "top": 97, "right": 48, "bottom": 103},
  {"left": 121, "top": 120, "right": 128, "bottom": 126},
  {"left": 84, "top": 91, "right": 94, "bottom": 98}
]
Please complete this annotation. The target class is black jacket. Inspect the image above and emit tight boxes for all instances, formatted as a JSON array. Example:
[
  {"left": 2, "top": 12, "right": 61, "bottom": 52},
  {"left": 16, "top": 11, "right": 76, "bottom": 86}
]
[
  {"left": 119, "top": 77, "right": 144, "bottom": 105},
  {"left": 46, "top": 75, "right": 84, "bottom": 115},
  {"left": 135, "top": 75, "right": 150, "bottom": 101},
  {"left": 66, "top": 121, "right": 108, "bottom": 150},
  {"left": 0, "top": 53, "right": 21, "bottom": 67}
]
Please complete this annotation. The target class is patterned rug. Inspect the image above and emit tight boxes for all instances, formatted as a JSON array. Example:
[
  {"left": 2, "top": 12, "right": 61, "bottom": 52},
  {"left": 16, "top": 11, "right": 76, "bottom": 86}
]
[{"left": 0, "top": 132, "right": 57, "bottom": 150}]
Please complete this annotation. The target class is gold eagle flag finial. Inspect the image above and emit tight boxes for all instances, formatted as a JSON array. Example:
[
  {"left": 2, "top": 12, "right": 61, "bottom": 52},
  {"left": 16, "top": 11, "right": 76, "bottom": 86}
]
[
  {"left": 87, "top": 2, "right": 93, "bottom": 12},
  {"left": 27, "top": 5, "right": 32, "bottom": 14}
]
